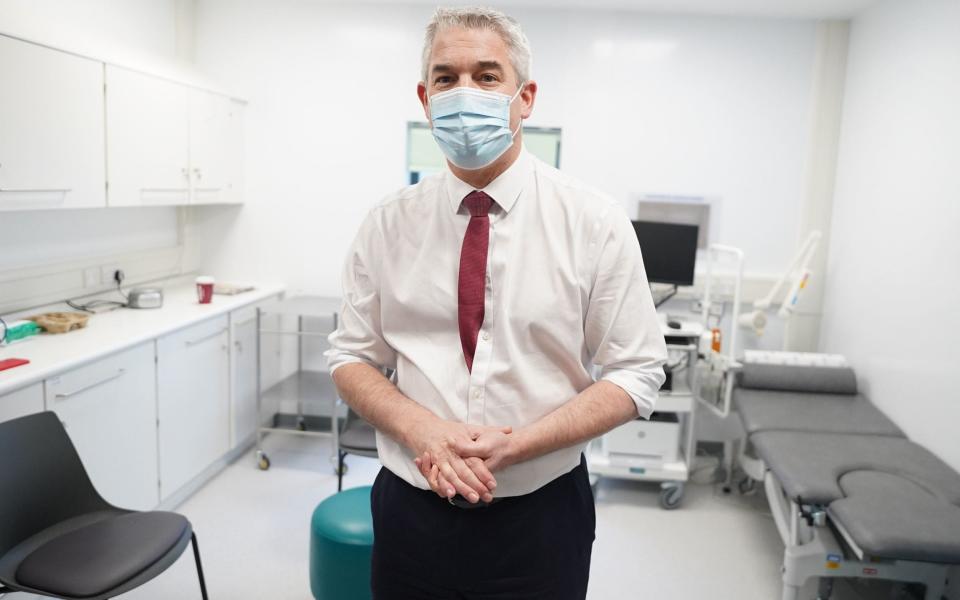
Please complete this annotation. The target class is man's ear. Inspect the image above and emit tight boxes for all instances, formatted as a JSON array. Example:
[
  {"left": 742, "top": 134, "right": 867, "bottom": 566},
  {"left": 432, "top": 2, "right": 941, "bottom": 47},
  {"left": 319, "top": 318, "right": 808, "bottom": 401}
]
[
  {"left": 520, "top": 81, "right": 538, "bottom": 120},
  {"left": 417, "top": 82, "right": 431, "bottom": 121}
]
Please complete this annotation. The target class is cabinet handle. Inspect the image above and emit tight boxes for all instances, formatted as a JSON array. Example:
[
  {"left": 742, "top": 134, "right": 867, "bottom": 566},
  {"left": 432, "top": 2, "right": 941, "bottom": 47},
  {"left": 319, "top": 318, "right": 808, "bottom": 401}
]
[
  {"left": 193, "top": 168, "right": 203, "bottom": 181},
  {"left": 235, "top": 340, "right": 243, "bottom": 353},
  {"left": 54, "top": 369, "right": 126, "bottom": 400},
  {"left": 184, "top": 329, "right": 226, "bottom": 347},
  {"left": 0, "top": 187, "right": 72, "bottom": 193}
]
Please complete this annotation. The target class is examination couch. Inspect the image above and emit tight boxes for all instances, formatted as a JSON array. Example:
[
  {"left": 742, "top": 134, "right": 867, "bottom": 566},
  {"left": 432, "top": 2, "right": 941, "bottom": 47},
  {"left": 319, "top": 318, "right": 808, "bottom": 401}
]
[{"left": 733, "top": 361, "right": 960, "bottom": 600}]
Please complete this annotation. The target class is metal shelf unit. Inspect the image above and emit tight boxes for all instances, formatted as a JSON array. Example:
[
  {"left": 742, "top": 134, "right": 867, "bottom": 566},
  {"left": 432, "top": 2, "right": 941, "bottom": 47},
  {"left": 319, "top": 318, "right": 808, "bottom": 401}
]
[{"left": 254, "top": 295, "right": 341, "bottom": 471}]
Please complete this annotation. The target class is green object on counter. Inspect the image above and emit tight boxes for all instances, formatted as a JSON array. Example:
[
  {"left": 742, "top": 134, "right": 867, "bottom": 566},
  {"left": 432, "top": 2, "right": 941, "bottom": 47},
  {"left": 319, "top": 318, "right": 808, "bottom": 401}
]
[{"left": 1, "top": 320, "right": 40, "bottom": 344}]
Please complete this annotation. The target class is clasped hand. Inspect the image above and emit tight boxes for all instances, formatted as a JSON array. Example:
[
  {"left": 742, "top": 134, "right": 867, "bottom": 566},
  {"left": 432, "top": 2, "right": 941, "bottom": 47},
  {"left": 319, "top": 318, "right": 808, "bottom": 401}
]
[{"left": 411, "top": 417, "right": 516, "bottom": 504}]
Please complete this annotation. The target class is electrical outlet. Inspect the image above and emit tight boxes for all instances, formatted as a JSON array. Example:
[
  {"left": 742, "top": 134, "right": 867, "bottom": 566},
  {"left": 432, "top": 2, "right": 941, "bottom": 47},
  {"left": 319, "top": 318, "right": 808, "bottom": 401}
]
[
  {"left": 82, "top": 267, "right": 100, "bottom": 288},
  {"left": 100, "top": 264, "right": 121, "bottom": 285}
]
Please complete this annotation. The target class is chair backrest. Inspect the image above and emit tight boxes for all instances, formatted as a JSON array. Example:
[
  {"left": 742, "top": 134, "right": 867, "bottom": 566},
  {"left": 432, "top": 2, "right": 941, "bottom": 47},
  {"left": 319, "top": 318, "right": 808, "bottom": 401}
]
[
  {"left": 0, "top": 411, "right": 109, "bottom": 557},
  {"left": 342, "top": 407, "right": 360, "bottom": 429}
]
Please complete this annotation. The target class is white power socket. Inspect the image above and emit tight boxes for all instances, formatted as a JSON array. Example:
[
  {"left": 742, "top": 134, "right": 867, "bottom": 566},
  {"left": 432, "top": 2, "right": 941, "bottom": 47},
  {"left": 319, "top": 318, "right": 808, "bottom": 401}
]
[
  {"left": 82, "top": 267, "right": 101, "bottom": 288},
  {"left": 100, "top": 264, "right": 122, "bottom": 285}
]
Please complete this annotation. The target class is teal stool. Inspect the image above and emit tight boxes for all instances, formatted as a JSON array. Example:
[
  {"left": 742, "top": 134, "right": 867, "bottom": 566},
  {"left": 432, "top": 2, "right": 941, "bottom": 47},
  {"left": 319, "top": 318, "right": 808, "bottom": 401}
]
[{"left": 310, "top": 486, "right": 374, "bottom": 600}]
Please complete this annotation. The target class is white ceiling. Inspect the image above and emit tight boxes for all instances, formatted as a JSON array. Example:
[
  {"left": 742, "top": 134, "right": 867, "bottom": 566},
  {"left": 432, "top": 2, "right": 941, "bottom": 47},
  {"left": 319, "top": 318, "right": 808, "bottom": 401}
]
[{"left": 366, "top": 0, "right": 882, "bottom": 19}]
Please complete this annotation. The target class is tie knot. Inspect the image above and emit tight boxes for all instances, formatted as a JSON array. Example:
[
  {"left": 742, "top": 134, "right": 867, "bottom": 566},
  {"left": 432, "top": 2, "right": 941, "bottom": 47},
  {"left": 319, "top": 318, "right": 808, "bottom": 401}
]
[{"left": 463, "top": 190, "right": 493, "bottom": 217}]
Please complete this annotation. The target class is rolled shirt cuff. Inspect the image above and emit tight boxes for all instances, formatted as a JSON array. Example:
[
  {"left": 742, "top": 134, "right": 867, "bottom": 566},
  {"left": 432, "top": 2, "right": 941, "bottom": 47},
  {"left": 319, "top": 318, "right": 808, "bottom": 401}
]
[{"left": 600, "top": 367, "right": 664, "bottom": 419}]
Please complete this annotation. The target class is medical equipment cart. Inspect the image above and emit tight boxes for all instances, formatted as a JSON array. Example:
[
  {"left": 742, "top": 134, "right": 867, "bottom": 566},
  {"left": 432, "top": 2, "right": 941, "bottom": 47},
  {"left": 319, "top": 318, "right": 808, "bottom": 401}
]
[
  {"left": 586, "top": 335, "right": 700, "bottom": 509},
  {"left": 254, "top": 295, "right": 342, "bottom": 471}
]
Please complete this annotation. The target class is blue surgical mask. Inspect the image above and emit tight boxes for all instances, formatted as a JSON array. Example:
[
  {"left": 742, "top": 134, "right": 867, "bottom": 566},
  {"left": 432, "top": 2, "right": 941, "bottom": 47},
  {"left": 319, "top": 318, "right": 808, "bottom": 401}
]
[{"left": 429, "top": 84, "right": 524, "bottom": 170}]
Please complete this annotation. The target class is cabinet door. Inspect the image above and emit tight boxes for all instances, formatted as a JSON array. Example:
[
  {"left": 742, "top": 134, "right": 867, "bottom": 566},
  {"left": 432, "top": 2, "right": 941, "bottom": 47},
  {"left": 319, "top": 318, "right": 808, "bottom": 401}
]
[
  {"left": 157, "top": 316, "right": 230, "bottom": 500},
  {"left": 0, "top": 383, "right": 44, "bottom": 423},
  {"left": 230, "top": 307, "right": 258, "bottom": 448},
  {"left": 0, "top": 36, "right": 105, "bottom": 211},
  {"left": 189, "top": 90, "right": 242, "bottom": 204},
  {"left": 105, "top": 65, "right": 190, "bottom": 206},
  {"left": 46, "top": 343, "right": 159, "bottom": 511}
]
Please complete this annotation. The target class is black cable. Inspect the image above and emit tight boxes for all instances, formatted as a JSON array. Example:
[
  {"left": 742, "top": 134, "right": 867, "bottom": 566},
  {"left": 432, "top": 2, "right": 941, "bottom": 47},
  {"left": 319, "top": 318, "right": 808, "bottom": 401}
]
[
  {"left": 115, "top": 274, "right": 129, "bottom": 301},
  {"left": 66, "top": 298, "right": 126, "bottom": 313},
  {"left": 66, "top": 271, "right": 129, "bottom": 313}
]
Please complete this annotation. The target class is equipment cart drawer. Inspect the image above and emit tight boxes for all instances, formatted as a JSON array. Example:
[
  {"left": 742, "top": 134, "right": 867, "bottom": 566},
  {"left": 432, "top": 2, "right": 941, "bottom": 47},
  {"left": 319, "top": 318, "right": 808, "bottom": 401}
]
[{"left": 606, "top": 412, "right": 680, "bottom": 464}]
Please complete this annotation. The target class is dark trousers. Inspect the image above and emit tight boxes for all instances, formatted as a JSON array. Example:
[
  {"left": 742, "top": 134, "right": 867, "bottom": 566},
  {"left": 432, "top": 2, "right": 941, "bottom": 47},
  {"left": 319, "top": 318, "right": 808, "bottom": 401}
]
[{"left": 370, "top": 455, "right": 596, "bottom": 600}]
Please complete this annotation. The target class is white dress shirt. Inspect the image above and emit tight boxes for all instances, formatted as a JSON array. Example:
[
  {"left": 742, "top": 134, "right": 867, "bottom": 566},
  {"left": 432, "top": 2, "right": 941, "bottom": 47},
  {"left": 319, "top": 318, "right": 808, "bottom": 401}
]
[{"left": 326, "top": 150, "right": 667, "bottom": 497}]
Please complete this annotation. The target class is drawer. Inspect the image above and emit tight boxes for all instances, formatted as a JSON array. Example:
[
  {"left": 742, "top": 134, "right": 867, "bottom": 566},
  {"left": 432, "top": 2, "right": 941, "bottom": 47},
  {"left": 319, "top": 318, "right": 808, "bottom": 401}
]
[
  {"left": 160, "top": 314, "right": 229, "bottom": 349},
  {"left": 606, "top": 413, "right": 680, "bottom": 463}
]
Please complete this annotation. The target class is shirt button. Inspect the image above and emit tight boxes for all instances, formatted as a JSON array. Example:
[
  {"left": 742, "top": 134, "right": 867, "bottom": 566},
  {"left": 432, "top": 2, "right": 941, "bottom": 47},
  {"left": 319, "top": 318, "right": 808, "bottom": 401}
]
[
  {"left": 474, "top": 390, "right": 482, "bottom": 400},
  {"left": 481, "top": 332, "right": 490, "bottom": 341}
]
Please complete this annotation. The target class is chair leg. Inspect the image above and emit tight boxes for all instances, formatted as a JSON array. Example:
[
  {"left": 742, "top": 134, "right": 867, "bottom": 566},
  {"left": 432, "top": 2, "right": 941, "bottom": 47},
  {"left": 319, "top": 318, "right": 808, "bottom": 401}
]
[
  {"left": 191, "top": 532, "right": 209, "bottom": 600},
  {"left": 337, "top": 450, "right": 344, "bottom": 492}
]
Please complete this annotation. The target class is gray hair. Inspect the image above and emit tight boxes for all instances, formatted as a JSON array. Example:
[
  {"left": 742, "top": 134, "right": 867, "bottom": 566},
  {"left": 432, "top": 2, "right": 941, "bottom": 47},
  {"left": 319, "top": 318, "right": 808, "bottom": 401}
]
[{"left": 421, "top": 6, "right": 532, "bottom": 86}]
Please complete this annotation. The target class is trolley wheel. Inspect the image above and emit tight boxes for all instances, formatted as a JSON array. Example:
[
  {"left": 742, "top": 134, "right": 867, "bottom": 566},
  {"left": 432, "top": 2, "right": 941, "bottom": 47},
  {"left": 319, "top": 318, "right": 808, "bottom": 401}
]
[
  {"left": 257, "top": 452, "right": 271, "bottom": 471},
  {"left": 334, "top": 462, "right": 349, "bottom": 476},
  {"left": 296, "top": 420, "right": 307, "bottom": 432},
  {"left": 659, "top": 483, "right": 684, "bottom": 510},
  {"left": 738, "top": 476, "right": 757, "bottom": 495}
]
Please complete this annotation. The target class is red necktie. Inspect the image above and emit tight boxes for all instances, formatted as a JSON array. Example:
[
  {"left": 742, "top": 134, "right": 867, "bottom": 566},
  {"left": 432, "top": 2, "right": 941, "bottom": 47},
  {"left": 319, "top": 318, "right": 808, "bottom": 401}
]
[{"left": 458, "top": 191, "right": 493, "bottom": 372}]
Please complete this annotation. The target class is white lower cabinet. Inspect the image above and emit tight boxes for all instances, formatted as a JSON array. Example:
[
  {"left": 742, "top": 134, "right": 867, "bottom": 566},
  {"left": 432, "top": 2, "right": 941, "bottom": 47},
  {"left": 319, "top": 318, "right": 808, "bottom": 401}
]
[
  {"left": 46, "top": 343, "right": 159, "bottom": 511},
  {"left": 230, "top": 306, "right": 259, "bottom": 449},
  {"left": 0, "top": 382, "right": 44, "bottom": 423},
  {"left": 157, "top": 316, "right": 230, "bottom": 501}
]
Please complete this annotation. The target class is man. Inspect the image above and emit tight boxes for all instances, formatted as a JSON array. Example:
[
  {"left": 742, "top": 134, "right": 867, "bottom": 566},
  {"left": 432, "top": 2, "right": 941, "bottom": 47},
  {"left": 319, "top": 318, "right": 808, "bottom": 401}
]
[{"left": 326, "top": 6, "right": 667, "bottom": 599}]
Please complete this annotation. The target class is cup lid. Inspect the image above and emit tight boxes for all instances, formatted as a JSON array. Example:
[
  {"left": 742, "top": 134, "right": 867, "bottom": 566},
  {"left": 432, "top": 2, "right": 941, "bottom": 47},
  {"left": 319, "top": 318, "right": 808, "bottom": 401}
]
[{"left": 195, "top": 276, "right": 215, "bottom": 284}]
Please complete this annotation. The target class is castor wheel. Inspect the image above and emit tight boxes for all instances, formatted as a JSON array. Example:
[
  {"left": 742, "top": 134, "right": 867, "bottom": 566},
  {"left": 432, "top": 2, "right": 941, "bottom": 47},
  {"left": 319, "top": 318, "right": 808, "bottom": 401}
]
[
  {"left": 257, "top": 451, "right": 271, "bottom": 471},
  {"left": 659, "top": 483, "right": 684, "bottom": 510},
  {"left": 334, "top": 463, "right": 349, "bottom": 476},
  {"left": 738, "top": 476, "right": 757, "bottom": 495},
  {"left": 297, "top": 420, "right": 307, "bottom": 431}
]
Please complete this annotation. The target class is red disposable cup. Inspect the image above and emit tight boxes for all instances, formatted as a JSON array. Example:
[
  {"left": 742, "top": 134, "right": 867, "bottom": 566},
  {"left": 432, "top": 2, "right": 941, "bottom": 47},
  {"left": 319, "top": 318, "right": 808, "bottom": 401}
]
[{"left": 196, "top": 276, "right": 215, "bottom": 304}]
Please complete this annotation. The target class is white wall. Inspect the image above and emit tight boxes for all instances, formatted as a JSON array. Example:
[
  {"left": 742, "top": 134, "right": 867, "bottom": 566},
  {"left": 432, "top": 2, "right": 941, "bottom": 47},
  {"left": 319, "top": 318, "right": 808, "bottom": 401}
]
[
  {"left": 191, "top": 1, "right": 819, "bottom": 298},
  {"left": 0, "top": 0, "right": 177, "bottom": 68},
  {"left": 821, "top": 0, "right": 960, "bottom": 475}
]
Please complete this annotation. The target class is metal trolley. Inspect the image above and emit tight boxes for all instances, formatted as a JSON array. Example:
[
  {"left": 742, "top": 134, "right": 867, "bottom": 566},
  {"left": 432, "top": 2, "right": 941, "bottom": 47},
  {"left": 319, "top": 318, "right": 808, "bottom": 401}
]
[
  {"left": 586, "top": 338, "right": 700, "bottom": 509},
  {"left": 254, "top": 295, "right": 342, "bottom": 471}
]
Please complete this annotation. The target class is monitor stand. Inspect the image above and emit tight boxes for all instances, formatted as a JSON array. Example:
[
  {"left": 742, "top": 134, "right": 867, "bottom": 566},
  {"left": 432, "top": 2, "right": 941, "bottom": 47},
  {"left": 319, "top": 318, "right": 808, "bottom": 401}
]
[{"left": 652, "top": 284, "right": 678, "bottom": 308}]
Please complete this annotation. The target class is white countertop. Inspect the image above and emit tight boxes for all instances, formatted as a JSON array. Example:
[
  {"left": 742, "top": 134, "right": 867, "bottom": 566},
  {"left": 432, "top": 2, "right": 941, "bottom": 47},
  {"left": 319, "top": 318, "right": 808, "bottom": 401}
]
[{"left": 0, "top": 280, "right": 287, "bottom": 396}]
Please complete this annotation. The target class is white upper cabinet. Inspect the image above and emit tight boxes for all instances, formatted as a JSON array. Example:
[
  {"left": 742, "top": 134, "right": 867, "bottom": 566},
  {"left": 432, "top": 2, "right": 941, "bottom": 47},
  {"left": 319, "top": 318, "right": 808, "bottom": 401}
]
[
  {"left": 0, "top": 35, "right": 106, "bottom": 211},
  {"left": 190, "top": 93, "right": 243, "bottom": 205},
  {"left": 105, "top": 65, "right": 191, "bottom": 206},
  {"left": 106, "top": 65, "right": 243, "bottom": 207}
]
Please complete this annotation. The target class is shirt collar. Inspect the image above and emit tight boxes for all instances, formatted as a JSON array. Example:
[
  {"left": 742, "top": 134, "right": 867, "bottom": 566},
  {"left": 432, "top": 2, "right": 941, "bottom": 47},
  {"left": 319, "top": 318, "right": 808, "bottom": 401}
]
[{"left": 444, "top": 149, "right": 531, "bottom": 215}]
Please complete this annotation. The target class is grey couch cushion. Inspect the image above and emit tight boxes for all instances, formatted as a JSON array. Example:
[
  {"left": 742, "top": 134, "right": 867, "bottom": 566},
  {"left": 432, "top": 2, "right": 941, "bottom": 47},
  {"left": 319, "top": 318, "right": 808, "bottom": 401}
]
[
  {"left": 739, "top": 363, "right": 858, "bottom": 395},
  {"left": 829, "top": 470, "right": 960, "bottom": 563},
  {"left": 15, "top": 511, "right": 189, "bottom": 597},
  {"left": 735, "top": 389, "right": 903, "bottom": 436},
  {"left": 752, "top": 431, "right": 960, "bottom": 506}
]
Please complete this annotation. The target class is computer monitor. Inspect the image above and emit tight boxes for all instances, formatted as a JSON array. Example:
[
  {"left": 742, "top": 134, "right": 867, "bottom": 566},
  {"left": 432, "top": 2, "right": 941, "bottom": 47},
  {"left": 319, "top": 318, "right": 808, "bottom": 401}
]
[{"left": 631, "top": 220, "right": 699, "bottom": 286}]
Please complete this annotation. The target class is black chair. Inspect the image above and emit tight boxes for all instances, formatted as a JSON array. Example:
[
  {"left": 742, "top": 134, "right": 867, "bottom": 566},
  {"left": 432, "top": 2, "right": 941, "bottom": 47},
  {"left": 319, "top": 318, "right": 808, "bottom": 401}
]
[
  {"left": 0, "top": 411, "right": 209, "bottom": 599},
  {"left": 336, "top": 407, "right": 378, "bottom": 492}
]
